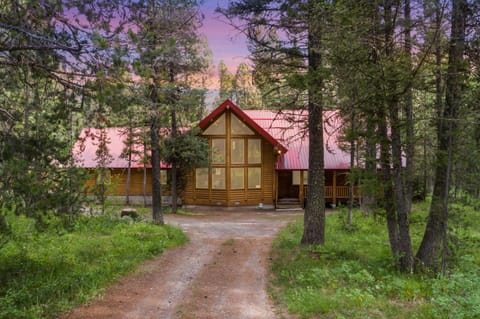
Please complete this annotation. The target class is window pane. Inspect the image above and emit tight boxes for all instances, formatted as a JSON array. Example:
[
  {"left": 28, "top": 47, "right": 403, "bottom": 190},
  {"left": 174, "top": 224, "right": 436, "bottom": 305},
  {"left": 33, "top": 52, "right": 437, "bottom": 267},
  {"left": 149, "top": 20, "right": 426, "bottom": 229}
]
[
  {"left": 203, "top": 113, "right": 226, "bottom": 135},
  {"left": 195, "top": 168, "right": 208, "bottom": 189},
  {"left": 230, "top": 167, "right": 244, "bottom": 190},
  {"left": 161, "top": 170, "right": 167, "bottom": 185},
  {"left": 292, "top": 171, "right": 300, "bottom": 185},
  {"left": 248, "top": 167, "right": 261, "bottom": 189},
  {"left": 231, "top": 139, "right": 244, "bottom": 164},
  {"left": 212, "top": 139, "right": 225, "bottom": 164},
  {"left": 248, "top": 139, "right": 261, "bottom": 163},
  {"left": 231, "top": 113, "right": 254, "bottom": 135},
  {"left": 304, "top": 171, "right": 308, "bottom": 185},
  {"left": 96, "top": 169, "right": 111, "bottom": 184},
  {"left": 212, "top": 168, "right": 225, "bottom": 189}
]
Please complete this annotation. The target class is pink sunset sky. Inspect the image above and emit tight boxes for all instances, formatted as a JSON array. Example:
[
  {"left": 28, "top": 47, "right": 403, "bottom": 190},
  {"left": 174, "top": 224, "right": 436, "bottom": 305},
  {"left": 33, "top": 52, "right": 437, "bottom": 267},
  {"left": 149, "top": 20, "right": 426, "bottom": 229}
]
[{"left": 199, "top": 0, "right": 250, "bottom": 89}]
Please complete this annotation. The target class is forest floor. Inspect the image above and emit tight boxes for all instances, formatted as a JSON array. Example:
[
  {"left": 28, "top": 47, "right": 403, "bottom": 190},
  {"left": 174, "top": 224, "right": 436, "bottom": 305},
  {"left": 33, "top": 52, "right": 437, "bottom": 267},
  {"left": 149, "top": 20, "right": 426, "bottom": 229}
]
[{"left": 62, "top": 209, "right": 301, "bottom": 319}]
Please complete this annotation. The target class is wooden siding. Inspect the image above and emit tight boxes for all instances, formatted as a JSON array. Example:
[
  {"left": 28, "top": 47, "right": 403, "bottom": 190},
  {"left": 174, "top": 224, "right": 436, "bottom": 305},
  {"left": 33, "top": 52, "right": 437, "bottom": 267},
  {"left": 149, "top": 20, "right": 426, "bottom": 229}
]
[
  {"left": 84, "top": 168, "right": 171, "bottom": 196},
  {"left": 183, "top": 141, "right": 275, "bottom": 206},
  {"left": 183, "top": 109, "right": 276, "bottom": 206}
]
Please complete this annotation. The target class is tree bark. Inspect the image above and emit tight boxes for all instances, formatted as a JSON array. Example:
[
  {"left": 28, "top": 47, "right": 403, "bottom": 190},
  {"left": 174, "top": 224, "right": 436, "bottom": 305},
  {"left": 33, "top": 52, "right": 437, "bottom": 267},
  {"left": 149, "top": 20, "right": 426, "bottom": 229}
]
[
  {"left": 382, "top": 0, "right": 414, "bottom": 271},
  {"left": 362, "top": 116, "right": 377, "bottom": 215},
  {"left": 389, "top": 96, "right": 414, "bottom": 271},
  {"left": 378, "top": 111, "right": 400, "bottom": 257},
  {"left": 143, "top": 131, "right": 148, "bottom": 208},
  {"left": 150, "top": 82, "right": 164, "bottom": 224},
  {"left": 170, "top": 107, "right": 178, "bottom": 213},
  {"left": 347, "top": 110, "right": 355, "bottom": 226},
  {"left": 301, "top": 1, "right": 325, "bottom": 245},
  {"left": 416, "top": 0, "right": 466, "bottom": 270},
  {"left": 404, "top": 0, "right": 414, "bottom": 211},
  {"left": 126, "top": 125, "right": 132, "bottom": 206}
]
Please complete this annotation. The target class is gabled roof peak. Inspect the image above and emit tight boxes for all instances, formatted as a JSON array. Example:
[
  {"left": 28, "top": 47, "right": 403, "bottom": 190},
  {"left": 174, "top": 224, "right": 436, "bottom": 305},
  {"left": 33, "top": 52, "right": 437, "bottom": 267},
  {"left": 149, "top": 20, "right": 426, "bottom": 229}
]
[{"left": 199, "top": 99, "right": 288, "bottom": 153}]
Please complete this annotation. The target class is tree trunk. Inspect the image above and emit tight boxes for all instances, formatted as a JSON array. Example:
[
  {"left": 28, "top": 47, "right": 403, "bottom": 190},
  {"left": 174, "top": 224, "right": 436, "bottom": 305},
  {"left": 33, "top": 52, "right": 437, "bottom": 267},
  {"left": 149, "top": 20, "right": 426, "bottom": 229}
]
[
  {"left": 347, "top": 110, "right": 355, "bottom": 226},
  {"left": 362, "top": 118, "right": 377, "bottom": 215},
  {"left": 170, "top": 107, "right": 178, "bottom": 213},
  {"left": 126, "top": 125, "right": 133, "bottom": 206},
  {"left": 416, "top": 0, "right": 466, "bottom": 270},
  {"left": 126, "top": 151, "right": 131, "bottom": 206},
  {"left": 151, "top": 116, "right": 163, "bottom": 224},
  {"left": 383, "top": 0, "right": 414, "bottom": 271},
  {"left": 301, "top": 2, "right": 325, "bottom": 245},
  {"left": 150, "top": 87, "right": 164, "bottom": 224},
  {"left": 378, "top": 112, "right": 400, "bottom": 257},
  {"left": 404, "top": 0, "right": 414, "bottom": 211},
  {"left": 143, "top": 133, "right": 148, "bottom": 208},
  {"left": 390, "top": 97, "right": 414, "bottom": 271}
]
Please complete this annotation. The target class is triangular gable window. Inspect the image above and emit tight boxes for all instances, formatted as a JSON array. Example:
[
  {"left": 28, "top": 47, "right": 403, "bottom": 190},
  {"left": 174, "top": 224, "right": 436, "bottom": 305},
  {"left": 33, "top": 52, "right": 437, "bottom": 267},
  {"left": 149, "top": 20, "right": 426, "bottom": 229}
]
[
  {"left": 231, "top": 113, "right": 254, "bottom": 135},
  {"left": 203, "top": 113, "right": 226, "bottom": 135}
]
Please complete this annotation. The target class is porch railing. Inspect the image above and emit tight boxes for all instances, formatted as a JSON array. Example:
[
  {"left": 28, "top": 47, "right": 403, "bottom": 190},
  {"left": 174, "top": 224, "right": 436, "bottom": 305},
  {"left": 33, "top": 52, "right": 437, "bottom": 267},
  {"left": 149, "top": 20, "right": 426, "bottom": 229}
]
[{"left": 321, "top": 186, "right": 359, "bottom": 199}]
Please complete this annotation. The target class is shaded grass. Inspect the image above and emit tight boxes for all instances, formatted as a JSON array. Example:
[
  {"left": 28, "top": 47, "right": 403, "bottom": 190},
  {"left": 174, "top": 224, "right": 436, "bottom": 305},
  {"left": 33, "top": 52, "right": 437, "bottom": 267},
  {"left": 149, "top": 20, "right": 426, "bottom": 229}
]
[
  {"left": 0, "top": 213, "right": 187, "bottom": 319},
  {"left": 270, "top": 200, "right": 480, "bottom": 319}
]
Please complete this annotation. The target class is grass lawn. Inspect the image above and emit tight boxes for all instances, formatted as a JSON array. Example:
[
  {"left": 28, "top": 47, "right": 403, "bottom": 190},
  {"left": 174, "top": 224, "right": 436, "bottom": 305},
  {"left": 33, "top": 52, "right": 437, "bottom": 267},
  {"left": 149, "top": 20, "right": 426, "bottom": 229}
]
[
  {"left": 270, "top": 199, "right": 480, "bottom": 319},
  {"left": 0, "top": 211, "right": 187, "bottom": 319}
]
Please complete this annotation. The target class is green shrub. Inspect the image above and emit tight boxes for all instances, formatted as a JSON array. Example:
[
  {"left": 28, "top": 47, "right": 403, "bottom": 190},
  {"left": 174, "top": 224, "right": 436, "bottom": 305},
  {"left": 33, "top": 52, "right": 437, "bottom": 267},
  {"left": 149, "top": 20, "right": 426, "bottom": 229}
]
[
  {"left": 0, "top": 212, "right": 187, "bottom": 319},
  {"left": 270, "top": 201, "right": 480, "bottom": 319}
]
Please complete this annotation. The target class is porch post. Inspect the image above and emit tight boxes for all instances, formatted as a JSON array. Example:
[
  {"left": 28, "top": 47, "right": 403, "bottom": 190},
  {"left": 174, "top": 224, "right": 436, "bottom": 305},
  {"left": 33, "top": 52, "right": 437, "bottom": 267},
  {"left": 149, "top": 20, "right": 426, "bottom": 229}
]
[
  {"left": 333, "top": 170, "right": 337, "bottom": 206},
  {"left": 274, "top": 170, "right": 278, "bottom": 207},
  {"left": 299, "top": 171, "right": 305, "bottom": 207}
]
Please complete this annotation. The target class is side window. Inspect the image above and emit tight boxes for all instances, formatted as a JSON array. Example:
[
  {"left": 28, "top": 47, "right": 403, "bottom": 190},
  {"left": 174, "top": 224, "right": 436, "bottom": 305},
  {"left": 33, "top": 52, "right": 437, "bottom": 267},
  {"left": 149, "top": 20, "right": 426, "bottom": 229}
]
[
  {"left": 211, "top": 139, "right": 226, "bottom": 164},
  {"left": 161, "top": 170, "right": 167, "bottom": 185},
  {"left": 230, "top": 167, "right": 244, "bottom": 190},
  {"left": 248, "top": 139, "right": 261, "bottom": 163},
  {"left": 195, "top": 168, "right": 209, "bottom": 189},
  {"left": 248, "top": 167, "right": 261, "bottom": 189},
  {"left": 231, "top": 139, "right": 244, "bottom": 164},
  {"left": 96, "top": 169, "right": 111, "bottom": 184},
  {"left": 212, "top": 167, "right": 226, "bottom": 189}
]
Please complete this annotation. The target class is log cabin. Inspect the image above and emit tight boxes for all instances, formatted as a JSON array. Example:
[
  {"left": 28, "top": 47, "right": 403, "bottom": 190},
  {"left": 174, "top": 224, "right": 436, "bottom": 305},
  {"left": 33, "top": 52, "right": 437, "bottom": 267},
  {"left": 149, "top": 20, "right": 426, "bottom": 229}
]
[{"left": 73, "top": 100, "right": 359, "bottom": 208}]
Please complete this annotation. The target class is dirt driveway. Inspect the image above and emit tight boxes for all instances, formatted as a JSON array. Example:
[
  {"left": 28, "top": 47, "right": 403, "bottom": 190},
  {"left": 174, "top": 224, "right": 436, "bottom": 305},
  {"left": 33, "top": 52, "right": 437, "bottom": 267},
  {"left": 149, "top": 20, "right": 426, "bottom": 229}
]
[{"left": 64, "top": 210, "right": 300, "bottom": 319}]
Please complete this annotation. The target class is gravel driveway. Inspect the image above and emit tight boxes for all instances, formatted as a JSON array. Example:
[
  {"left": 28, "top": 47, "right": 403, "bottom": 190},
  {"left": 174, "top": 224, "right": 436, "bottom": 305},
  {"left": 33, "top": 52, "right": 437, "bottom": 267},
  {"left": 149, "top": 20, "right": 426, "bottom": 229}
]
[{"left": 63, "top": 210, "right": 300, "bottom": 319}]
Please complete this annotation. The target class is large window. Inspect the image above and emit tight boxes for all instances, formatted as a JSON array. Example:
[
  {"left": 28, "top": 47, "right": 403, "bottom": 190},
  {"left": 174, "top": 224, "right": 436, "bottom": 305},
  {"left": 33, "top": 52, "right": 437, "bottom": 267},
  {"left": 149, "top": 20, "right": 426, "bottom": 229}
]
[
  {"left": 195, "top": 168, "right": 209, "bottom": 189},
  {"left": 231, "top": 114, "right": 254, "bottom": 135},
  {"left": 161, "top": 170, "right": 167, "bottom": 185},
  {"left": 293, "top": 171, "right": 308, "bottom": 185},
  {"left": 231, "top": 139, "right": 244, "bottom": 164},
  {"left": 230, "top": 167, "right": 244, "bottom": 189},
  {"left": 212, "top": 167, "right": 226, "bottom": 189},
  {"left": 198, "top": 112, "right": 266, "bottom": 193},
  {"left": 212, "top": 139, "right": 225, "bottom": 164},
  {"left": 248, "top": 167, "right": 261, "bottom": 189},
  {"left": 203, "top": 113, "right": 226, "bottom": 135},
  {"left": 248, "top": 139, "right": 261, "bottom": 163}
]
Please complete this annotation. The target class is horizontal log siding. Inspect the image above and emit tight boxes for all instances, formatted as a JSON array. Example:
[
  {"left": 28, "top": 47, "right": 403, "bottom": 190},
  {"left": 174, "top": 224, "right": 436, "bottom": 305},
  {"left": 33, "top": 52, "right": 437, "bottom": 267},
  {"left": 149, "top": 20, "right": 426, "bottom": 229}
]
[
  {"left": 183, "top": 171, "right": 196, "bottom": 205},
  {"left": 261, "top": 140, "right": 274, "bottom": 204},
  {"left": 83, "top": 168, "right": 172, "bottom": 196}
]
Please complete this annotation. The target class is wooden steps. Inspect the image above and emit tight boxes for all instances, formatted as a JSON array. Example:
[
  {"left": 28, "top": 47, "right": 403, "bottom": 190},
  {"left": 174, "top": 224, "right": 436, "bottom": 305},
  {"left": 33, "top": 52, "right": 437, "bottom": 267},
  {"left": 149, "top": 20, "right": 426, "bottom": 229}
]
[{"left": 276, "top": 198, "right": 303, "bottom": 210}]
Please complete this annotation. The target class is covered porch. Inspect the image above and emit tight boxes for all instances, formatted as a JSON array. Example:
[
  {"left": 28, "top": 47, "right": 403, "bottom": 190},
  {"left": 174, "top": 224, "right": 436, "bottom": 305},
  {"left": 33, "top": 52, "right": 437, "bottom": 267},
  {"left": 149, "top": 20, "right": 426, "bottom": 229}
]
[{"left": 275, "top": 170, "right": 360, "bottom": 209}]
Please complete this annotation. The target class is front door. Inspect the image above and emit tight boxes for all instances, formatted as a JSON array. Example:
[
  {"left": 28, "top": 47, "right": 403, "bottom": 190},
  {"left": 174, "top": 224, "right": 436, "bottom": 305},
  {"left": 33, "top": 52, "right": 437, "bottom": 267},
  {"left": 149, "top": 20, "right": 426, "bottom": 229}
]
[{"left": 277, "top": 171, "right": 299, "bottom": 199}]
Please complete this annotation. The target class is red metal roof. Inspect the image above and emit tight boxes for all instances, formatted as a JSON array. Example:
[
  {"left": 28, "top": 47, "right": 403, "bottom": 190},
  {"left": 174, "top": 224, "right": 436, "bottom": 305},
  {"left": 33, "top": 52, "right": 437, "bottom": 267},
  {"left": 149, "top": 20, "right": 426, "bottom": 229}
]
[
  {"left": 243, "top": 109, "right": 350, "bottom": 170},
  {"left": 73, "top": 100, "right": 351, "bottom": 171}
]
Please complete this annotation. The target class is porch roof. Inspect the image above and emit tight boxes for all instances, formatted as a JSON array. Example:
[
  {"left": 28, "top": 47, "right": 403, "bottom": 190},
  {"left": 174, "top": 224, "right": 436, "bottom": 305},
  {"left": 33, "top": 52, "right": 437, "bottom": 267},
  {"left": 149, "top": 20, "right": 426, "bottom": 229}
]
[{"left": 243, "top": 109, "right": 351, "bottom": 170}]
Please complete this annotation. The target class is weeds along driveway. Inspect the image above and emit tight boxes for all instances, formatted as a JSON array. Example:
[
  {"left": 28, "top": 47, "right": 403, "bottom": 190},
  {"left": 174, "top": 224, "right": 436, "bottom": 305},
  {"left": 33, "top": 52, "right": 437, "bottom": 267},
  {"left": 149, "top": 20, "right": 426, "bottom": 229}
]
[{"left": 64, "top": 210, "right": 301, "bottom": 319}]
